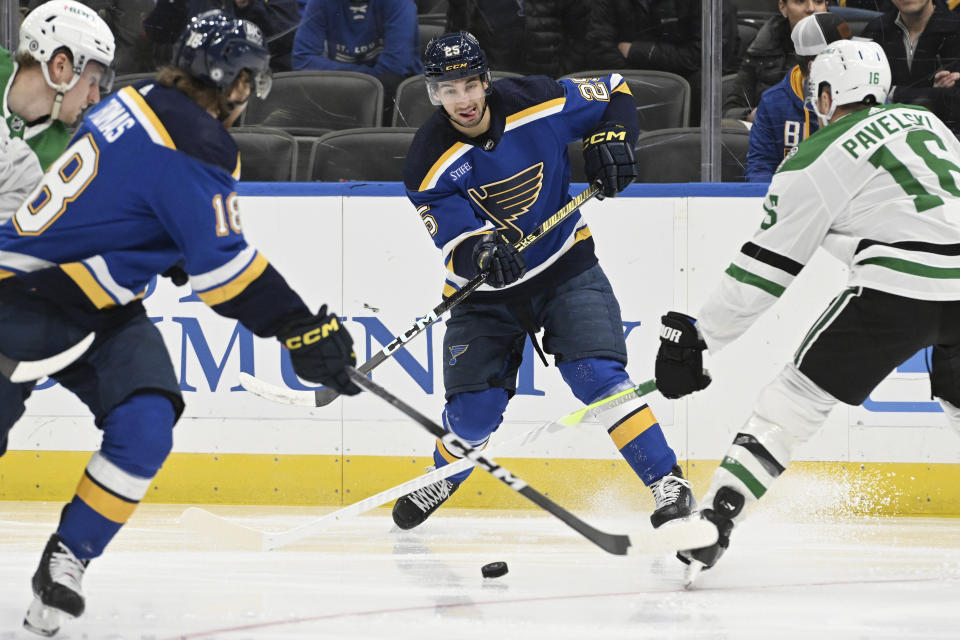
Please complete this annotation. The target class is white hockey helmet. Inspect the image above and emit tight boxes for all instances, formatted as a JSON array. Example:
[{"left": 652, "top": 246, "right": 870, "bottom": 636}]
[
  {"left": 18, "top": 1, "right": 116, "bottom": 94},
  {"left": 806, "top": 39, "right": 890, "bottom": 122}
]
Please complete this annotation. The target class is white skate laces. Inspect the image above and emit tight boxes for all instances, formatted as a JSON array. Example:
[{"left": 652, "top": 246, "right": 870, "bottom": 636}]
[
  {"left": 49, "top": 541, "right": 86, "bottom": 595},
  {"left": 651, "top": 474, "right": 692, "bottom": 510},
  {"left": 407, "top": 479, "right": 455, "bottom": 512}
]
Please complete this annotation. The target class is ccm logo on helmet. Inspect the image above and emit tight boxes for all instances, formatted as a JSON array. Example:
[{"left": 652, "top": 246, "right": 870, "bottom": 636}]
[
  {"left": 285, "top": 318, "right": 342, "bottom": 349},
  {"left": 445, "top": 63, "right": 467, "bottom": 71}
]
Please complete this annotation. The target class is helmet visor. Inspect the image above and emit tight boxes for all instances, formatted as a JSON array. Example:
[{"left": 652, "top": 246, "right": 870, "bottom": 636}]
[
  {"left": 98, "top": 66, "right": 115, "bottom": 94},
  {"left": 426, "top": 74, "right": 490, "bottom": 106}
]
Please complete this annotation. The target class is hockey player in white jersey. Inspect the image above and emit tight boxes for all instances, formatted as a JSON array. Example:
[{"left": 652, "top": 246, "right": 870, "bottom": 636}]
[{"left": 654, "top": 39, "right": 960, "bottom": 583}]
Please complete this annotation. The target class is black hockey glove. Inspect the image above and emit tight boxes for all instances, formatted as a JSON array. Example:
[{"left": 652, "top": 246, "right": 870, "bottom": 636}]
[
  {"left": 277, "top": 306, "right": 361, "bottom": 396},
  {"left": 583, "top": 123, "right": 638, "bottom": 199},
  {"left": 473, "top": 234, "right": 527, "bottom": 288},
  {"left": 655, "top": 311, "right": 712, "bottom": 399}
]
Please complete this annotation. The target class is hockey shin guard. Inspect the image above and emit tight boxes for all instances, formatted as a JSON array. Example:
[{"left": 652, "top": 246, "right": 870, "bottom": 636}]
[
  {"left": 701, "top": 364, "right": 836, "bottom": 515},
  {"left": 596, "top": 381, "right": 677, "bottom": 485},
  {"left": 433, "top": 388, "right": 508, "bottom": 484},
  {"left": 58, "top": 394, "right": 175, "bottom": 559}
]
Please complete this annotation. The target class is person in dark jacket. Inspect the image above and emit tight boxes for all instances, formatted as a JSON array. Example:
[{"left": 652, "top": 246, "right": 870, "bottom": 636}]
[
  {"left": 144, "top": 0, "right": 300, "bottom": 71},
  {"left": 860, "top": 0, "right": 960, "bottom": 137},
  {"left": 587, "top": 0, "right": 739, "bottom": 126},
  {"left": 445, "top": 0, "right": 589, "bottom": 77},
  {"left": 724, "top": 0, "right": 828, "bottom": 122}
]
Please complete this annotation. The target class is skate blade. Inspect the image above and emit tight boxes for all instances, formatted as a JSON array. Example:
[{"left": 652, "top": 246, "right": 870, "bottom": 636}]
[
  {"left": 23, "top": 597, "right": 64, "bottom": 637},
  {"left": 683, "top": 560, "right": 706, "bottom": 590}
]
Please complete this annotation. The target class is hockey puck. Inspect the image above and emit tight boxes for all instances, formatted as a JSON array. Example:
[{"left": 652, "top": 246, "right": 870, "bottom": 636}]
[{"left": 481, "top": 561, "right": 508, "bottom": 578}]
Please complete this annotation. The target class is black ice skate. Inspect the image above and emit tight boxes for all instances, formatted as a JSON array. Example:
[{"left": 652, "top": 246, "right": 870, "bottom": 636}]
[
  {"left": 392, "top": 474, "right": 460, "bottom": 530},
  {"left": 23, "top": 534, "right": 89, "bottom": 637},
  {"left": 678, "top": 485, "right": 746, "bottom": 587},
  {"left": 649, "top": 464, "right": 695, "bottom": 528}
]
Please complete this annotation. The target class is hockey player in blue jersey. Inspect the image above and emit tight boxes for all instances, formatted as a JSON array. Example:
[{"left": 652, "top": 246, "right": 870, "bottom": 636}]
[
  {"left": 392, "top": 32, "right": 694, "bottom": 531},
  {"left": 0, "top": 11, "right": 360, "bottom": 636}
]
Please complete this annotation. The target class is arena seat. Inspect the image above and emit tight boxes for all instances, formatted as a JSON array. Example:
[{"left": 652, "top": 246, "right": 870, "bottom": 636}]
[
  {"left": 309, "top": 127, "right": 418, "bottom": 181},
  {"left": 561, "top": 69, "right": 691, "bottom": 132},
  {"left": 230, "top": 126, "right": 297, "bottom": 182},
  {"left": 634, "top": 127, "right": 751, "bottom": 182},
  {"left": 243, "top": 71, "right": 384, "bottom": 130}
]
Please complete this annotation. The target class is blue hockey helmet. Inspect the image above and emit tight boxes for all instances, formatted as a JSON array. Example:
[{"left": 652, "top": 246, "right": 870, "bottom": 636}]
[
  {"left": 423, "top": 31, "right": 491, "bottom": 105},
  {"left": 173, "top": 10, "right": 272, "bottom": 99}
]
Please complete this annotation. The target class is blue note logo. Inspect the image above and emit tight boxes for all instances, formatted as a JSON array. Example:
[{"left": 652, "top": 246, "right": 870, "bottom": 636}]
[{"left": 448, "top": 344, "right": 469, "bottom": 366}]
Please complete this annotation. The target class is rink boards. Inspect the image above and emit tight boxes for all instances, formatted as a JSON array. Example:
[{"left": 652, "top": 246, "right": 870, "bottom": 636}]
[{"left": 4, "top": 183, "right": 959, "bottom": 515}]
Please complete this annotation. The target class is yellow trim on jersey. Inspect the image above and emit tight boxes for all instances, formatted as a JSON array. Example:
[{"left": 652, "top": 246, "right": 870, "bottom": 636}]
[
  {"left": 608, "top": 406, "right": 658, "bottom": 449},
  {"left": 789, "top": 66, "right": 812, "bottom": 140},
  {"left": 61, "top": 262, "right": 116, "bottom": 309},
  {"left": 76, "top": 474, "right": 138, "bottom": 523},
  {"left": 120, "top": 86, "right": 176, "bottom": 149},
  {"left": 612, "top": 82, "right": 632, "bottom": 97},
  {"left": 951, "top": 0, "right": 959, "bottom": 9},
  {"left": 574, "top": 227, "right": 592, "bottom": 244},
  {"left": 789, "top": 65, "right": 804, "bottom": 100},
  {"left": 232, "top": 155, "right": 241, "bottom": 180},
  {"left": 0, "top": 269, "right": 14, "bottom": 280},
  {"left": 505, "top": 97, "right": 566, "bottom": 127},
  {"left": 419, "top": 142, "right": 469, "bottom": 192},
  {"left": 443, "top": 282, "right": 458, "bottom": 298},
  {"left": 197, "top": 252, "right": 269, "bottom": 306}
]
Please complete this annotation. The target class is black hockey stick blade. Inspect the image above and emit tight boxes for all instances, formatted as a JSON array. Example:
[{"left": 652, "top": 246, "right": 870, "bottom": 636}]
[
  {"left": 0, "top": 332, "right": 95, "bottom": 383},
  {"left": 305, "top": 183, "right": 601, "bottom": 408},
  {"left": 347, "top": 367, "right": 632, "bottom": 556}
]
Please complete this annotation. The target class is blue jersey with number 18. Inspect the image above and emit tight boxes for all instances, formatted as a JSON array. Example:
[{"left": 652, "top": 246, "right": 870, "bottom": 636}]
[{"left": 0, "top": 81, "right": 308, "bottom": 336}]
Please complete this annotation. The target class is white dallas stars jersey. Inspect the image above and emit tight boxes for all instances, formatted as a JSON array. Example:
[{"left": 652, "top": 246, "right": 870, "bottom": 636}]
[{"left": 700, "top": 103, "right": 960, "bottom": 352}]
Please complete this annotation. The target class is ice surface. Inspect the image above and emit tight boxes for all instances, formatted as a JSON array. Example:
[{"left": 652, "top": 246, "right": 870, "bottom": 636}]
[{"left": 1, "top": 502, "right": 959, "bottom": 639}]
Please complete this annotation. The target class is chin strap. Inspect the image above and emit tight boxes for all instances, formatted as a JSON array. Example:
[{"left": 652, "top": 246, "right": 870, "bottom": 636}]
[{"left": 50, "top": 90, "right": 65, "bottom": 122}]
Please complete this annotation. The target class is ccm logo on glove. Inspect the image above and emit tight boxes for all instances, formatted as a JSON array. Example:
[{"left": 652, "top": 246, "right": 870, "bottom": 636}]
[
  {"left": 284, "top": 317, "right": 343, "bottom": 349},
  {"left": 585, "top": 129, "right": 627, "bottom": 145}
]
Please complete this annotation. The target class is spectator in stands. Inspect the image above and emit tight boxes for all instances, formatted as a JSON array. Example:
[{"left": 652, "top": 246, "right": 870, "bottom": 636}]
[
  {"left": 144, "top": 0, "right": 300, "bottom": 72},
  {"left": 445, "top": 0, "right": 589, "bottom": 77},
  {"left": 293, "top": 0, "right": 422, "bottom": 117},
  {"left": 724, "top": 0, "right": 828, "bottom": 122},
  {"left": 861, "top": 0, "right": 960, "bottom": 137},
  {"left": 745, "top": 12, "right": 851, "bottom": 182},
  {"left": 588, "top": 0, "right": 739, "bottom": 75},
  {"left": 26, "top": 0, "right": 159, "bottom": 74},
  {"left": 587, "top": 0, "right": 738, "bottom": 126}
]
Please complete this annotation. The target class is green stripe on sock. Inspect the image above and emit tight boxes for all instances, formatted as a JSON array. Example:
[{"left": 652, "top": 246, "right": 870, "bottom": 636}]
[
  {"left": 856, "top": 257, "right": 960, "bottom": 279},
  {"left": 725, "top": 264, "right": 785, "bottom": 297},
  {"left": 720, "top": 456, "right": 767, "bottom": 499}
]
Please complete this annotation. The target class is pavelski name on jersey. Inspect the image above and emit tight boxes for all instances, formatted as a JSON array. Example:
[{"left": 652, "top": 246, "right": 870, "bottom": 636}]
[{"left": 700, "top": 103, "right": 960, "bottom": 352}]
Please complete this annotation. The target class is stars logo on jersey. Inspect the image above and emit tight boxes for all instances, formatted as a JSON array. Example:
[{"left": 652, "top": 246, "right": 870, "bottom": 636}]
[
  {"left": 9, "top": 115, "right": 24, "bottom": 133},
  {"left": 467, "top": 163, "right": 544, "bottom": 243}
]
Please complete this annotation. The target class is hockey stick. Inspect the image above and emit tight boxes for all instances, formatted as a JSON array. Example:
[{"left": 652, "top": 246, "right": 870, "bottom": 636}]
[
  {"left": 0, "top": 332, "right": 95, "bottom": 383},
  {"left": 347, "top": 369, "right": 718, "bottom": 557},
  {"left": 185, "top": 377, "right": 657, "bottom": 550},
  {"left": 242, "top": 183, "right": 601, "bottom": 409}
]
